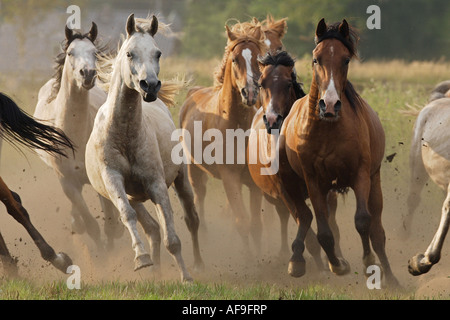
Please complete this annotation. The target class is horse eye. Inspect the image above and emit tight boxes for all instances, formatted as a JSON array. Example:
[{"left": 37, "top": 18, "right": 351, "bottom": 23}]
[
  {"left": 126, "top": 52, "right": 132, "bottom": 58},
  {"left": 345, "top": 58, "right": 350, "bottom": 65},
  {"left": 313, "top": 58, "right": 318, "bottom": 64},
  {"left": 156, "top": 51, "right": 162, "bottom": 60}
]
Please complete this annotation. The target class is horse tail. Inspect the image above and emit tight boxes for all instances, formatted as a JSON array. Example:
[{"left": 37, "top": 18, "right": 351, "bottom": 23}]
[
  {"left": 159, "top": 75, "right": 191, "bottom": 108},
  {"left": 0, "top": 93, "right": 75, "bottom": 157}
]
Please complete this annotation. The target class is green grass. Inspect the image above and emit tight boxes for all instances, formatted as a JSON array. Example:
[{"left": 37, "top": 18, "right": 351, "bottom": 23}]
[{"left": 2, "top": 278, "right": 420, "bottom": 300}]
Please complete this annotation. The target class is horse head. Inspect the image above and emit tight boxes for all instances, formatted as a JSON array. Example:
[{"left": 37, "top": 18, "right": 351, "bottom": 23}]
[
  {"left": 121, "top": 14, "right": 162, "bottom": 102},
  {"left": 258, "top": 51, "right": 305, "bottom": 134},
  {"left": 313, "top": 18, "right": 358, "bottom": 122},
  {"left": 64, "top": 22, "right": 98, "bottom": 90}
]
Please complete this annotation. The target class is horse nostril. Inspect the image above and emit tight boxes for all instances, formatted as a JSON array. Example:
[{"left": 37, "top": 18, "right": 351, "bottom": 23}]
[
  {"left": 140, "top": 80, "right": 149, "bottom": 91},
  {"left": 334, "top": 100, "right": 342, "bottom": 112},
  {"left": 241, "top": 88, "right": 248, "bottom": 98},
  {"left": 80, "top": 69, "right": 85, "bottom": 77},
  {"left": 319, "top": 99, "right": 326, "bottom": 112}
]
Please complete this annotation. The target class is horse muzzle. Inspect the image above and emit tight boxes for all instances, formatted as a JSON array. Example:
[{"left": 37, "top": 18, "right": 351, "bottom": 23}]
[
  {"left": 81, "top": 69, "right": 96, "bottom": 89},
  {"left": 241, "top": 85, "right": 259, "bottom": 107},
  {"left": 263, "top": 113, "right": 284, "bottom": 135},
  {"left": 319, "top": 99, "right": 341, "bottom": 121},
  {"left": 140, "top": 79, "right": 161, "bottom": 102}
]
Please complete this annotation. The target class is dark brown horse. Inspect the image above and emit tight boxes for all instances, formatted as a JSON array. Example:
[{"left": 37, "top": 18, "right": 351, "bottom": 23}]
[
  {"left": 278, "top": 19, "right": 399, "bottom": 286},
  {"left": 0, "top": 92, "right": 74, "bottom": 276},
  {"left": 179, "top": 23, "right": 267, "bottom": 251}
]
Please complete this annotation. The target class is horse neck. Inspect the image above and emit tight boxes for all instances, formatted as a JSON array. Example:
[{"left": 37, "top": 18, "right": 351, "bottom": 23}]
[
  {"left": 218, "top": 60, "right": 254, "bottom": 127},
  {"left": 54, "top": 63, "right": 91, "bottom": 141},
  {"left": 106, "top": 68, "right": 143, "bottom": 138}
]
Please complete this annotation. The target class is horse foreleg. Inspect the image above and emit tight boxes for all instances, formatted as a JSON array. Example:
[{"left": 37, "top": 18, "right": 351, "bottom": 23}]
[
  {"left": 132, "top": 203, "right": 161, "bottom": 271},
  {"left": 309, "top": 180, "right": 350, "bottom": 276},
  {"left": 98, "top": 194, "right": 124, "bottom": 250},
  {"left": 0, "top": 178, "right": 72, "bottom": 274},
  {"left": 249, "top": 185, "right": 263, "bottom": 255},
  {"left": 221, "top": 172, "right": 251, "bottom": 250},
  {"left": 102, "top": 171, "right": 152, "bottom": 271},
  {"left": 409, "top": 184, "right": 450, "bottom": 276},
  {"left": 187, "top": 164, "right": 208, "bottom": 231},
  {"left": 173, "top": 165, "right": 204, "bottom": 271},
  {"left": 274, "top": 201, "right": 290, "bottom": 257},
  {"left": 368, "top": 170, "right": 400, "bottom": 287},
  {"left": 149, "top": 181, "right": 193, "bottom": 282}
]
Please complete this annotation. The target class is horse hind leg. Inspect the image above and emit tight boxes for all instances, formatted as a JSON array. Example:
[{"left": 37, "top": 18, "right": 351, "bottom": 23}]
[
  {"left": 173, "top": 165, "right": 204, "bottom": 271},
  {"left": 408, "top": 184, "right": 450, "bottom": 276},
  {"left": 0, "top": 179, "right": 72, "bottom": 274},
  {"left": 60, "top": 178, "right": 103, "bottom": 250},
  {"left": 0, "top": 230, "right": 18, "bottom": 277}
]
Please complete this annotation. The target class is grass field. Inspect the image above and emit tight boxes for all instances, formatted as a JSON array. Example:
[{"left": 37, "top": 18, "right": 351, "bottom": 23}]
[{"left": 0, "top": 56, "right": 449, "bottom": 301}]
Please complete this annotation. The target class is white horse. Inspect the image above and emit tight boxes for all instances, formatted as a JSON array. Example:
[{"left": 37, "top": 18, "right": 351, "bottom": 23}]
[
  {"left": 405, "top": 80, "right": 450, "bottom": 275},
  {"left": 86, "top": 14, "right": 203, "bottom": 282},
  {"left": 33, "top": 23, "right": 123, "bottom": 250}
]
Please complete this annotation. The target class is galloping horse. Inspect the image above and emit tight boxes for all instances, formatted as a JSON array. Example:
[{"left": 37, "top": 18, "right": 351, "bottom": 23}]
[
  {"left": 278, "top": 19, "right": 399, "bottom": 286},
  {"left": 405, "top": 81, "right": 450, "bottom": 275},
  {"left": 247, "top": 51, "right": 308, "bottom": 256},
  {"left": 179, "top": 22, "right": 267, "bottom": 252},
  {"left": 34, "top": 23, "right": 123, "bottom": 250},
  {"left": 0, "top": 92, "right": 74, "bottom": 276},
  {"left": 86, "top": 14, "right": 203, "bottom": 282}
]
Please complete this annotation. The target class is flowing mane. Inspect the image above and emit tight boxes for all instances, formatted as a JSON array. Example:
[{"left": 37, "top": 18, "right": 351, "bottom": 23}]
[
  {"left": 47, "top": 31, "right": 106, "bottom": 104},
  {"left": 96, "top": 16, "right": 185, "bottom": 107},
  {"left": 213, "top": 23, "right": 267, "bottom": 90}
]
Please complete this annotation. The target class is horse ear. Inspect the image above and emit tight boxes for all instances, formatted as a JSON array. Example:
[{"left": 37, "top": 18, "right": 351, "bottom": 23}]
[
  {"left": 88, "top": 22, "right": 98, "bottom": 42},
  {"left": 126, "top": 13, "right": 135, "bottom": 37},
  {"left": 149, "top": 15, "right": 158, "bottom": 37},
  {"left": 65, "top": 25, "right": 74, "bottom": 42},
  {"left": 253, "top": 25, "right": 262, "bottom": 40},
  {"left": 339, "top": 19, "right": 350, "bottom": 39},
  {"left": 225, "top": 25, "right": 237, "bottom": 42},
  {"left": 315, "top": 18, "right": 327, "bottom": 40},
  {"left": 252, "top": 17, "right": 260, "bottom": 25}
]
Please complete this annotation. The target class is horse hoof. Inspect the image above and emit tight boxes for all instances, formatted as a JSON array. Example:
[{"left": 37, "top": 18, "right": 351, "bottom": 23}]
[
  {"left": 288, "top": 260, "right": 306, "bottom": 278},
  {"left": 53, "top": 252, "right": 73, "bottom": 273},
  {"left": 134, "top": 254, "right": 153, "bottom": 271},
  {"left": 329, "top": 258, "right": 350, "bottom": 275},
  {"left": 408, "top": 254, "right": 432, "bottom": 276}
]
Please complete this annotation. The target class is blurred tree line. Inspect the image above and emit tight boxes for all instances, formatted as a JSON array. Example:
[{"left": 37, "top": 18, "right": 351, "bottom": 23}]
[
  {"left": 178, "top": 0, "right": 450, "bottom": 61},
  {"left": 0, "top": 0, "right": 448, "bottom": 61}
]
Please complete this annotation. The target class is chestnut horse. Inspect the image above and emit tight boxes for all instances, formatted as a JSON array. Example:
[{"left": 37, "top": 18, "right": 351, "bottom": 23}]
[
  {"left": 0, "top": 92, "right": 74, "bottom": 276},
  {"left": 278, "top": 19, "right": 399, "bottom": 286},
  {"left": 179, "top": 23, "right": 267, "bottom": 251}
]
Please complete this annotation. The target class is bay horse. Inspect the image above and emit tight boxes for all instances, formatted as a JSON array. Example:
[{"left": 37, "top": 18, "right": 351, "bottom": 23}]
[
  {"left": 404, "top": 82, "right": 450, "bottom": 275},
  {"left": 34, "top": 23, "right": 123, "bottom": 250},
  {"left": 179, "top": 22, "right": 267, "bottom": 252},
  {"left": 248, "top": 51, "right": 341, "bottom": 271},
  {"left": 86, "top": 14, "right": 203, "bottom": 282},
  {"left": 278, "top": 19, "right": 399, "bottom": 286},
  {"left": 0, "top": 92, "right": 74, "bottom": 276}
]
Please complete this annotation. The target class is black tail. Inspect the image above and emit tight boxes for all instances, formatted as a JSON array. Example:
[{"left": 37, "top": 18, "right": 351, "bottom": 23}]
[{"left": 0, "top": 92, "right": 75, "bottom": 157}]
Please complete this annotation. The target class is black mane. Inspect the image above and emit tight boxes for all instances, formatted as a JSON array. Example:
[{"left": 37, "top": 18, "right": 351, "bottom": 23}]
[
  {"left": 314, "top": 22, "right": 359, "bottom": 58},
  {"left": 258, "top": 51, "right": 306, "bottom": 99}
]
